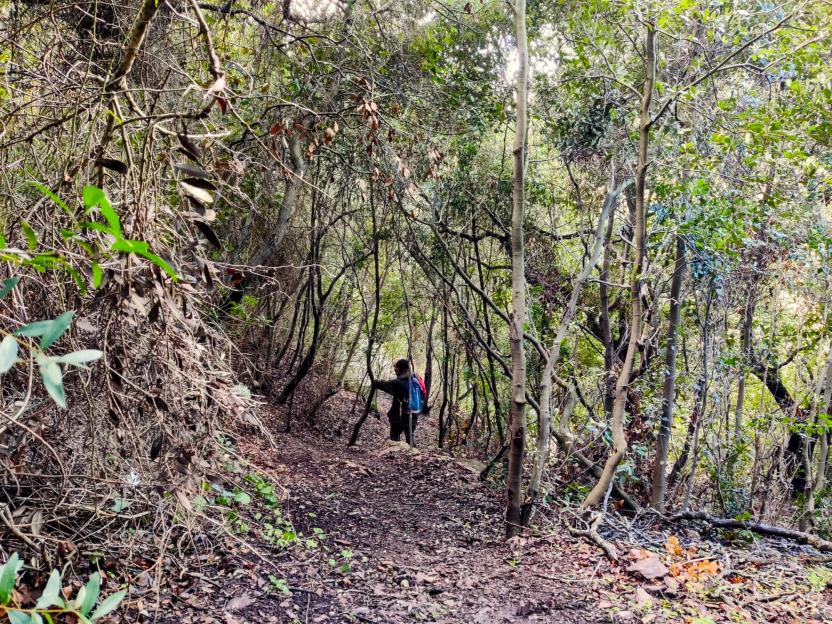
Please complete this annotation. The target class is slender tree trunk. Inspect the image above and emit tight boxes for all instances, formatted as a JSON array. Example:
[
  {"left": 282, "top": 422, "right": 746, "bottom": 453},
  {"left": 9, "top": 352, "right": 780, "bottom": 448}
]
[
  {"left": 348, "top": 179, "right": 382, "bottom": 447},
  {"left": 505, "top": 0, "right": 529, "bottom": 539},
  {"left": 249, "top": 131, "right": 306, "bottom": 267},
  {"left": 337, "top": 306, "right": 369, "bottom": 385},
  {"left": 669, "top": 292, "right": 713, "bottom": 493},
  {"left": 581, "top": 23, "right": 655, "bottom": 510},
  {"left": 525, "top": 176, "right": 623, "bottom": 523},
  {"left": 734, "top": 290, "right": 756, "bottom": 441},
  {"left": 473, "top": 222, "right": 504, "bottom": 431},
  {"left": 438, "top": 304, "right": 450, "bottom": 449},
  {"left": 803, "top": 340, "right": 832, "bottom": 531},
  {"left": 274, "top": 280, "right": 308, "bottom": 367},
  {"left": 424, "top": 308, "right": 436, "bottom": 400},
  {"left": 599, "top": 209, "right": 617, "bottom": 420},
  {"left": 650, "top": 233, "right": 686, "bottom": 510}
]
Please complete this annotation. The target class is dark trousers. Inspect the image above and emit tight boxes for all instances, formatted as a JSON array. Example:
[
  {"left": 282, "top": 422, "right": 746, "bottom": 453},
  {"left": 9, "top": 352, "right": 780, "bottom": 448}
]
[{"left": 389, "top": 414, "right": 418, "bottom": 445}]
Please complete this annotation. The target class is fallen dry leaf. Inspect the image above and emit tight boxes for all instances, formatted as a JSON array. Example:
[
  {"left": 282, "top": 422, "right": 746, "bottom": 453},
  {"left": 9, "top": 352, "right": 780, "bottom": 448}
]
[{"left": 627, "top": 556, "right": 669, "bottom": 580}]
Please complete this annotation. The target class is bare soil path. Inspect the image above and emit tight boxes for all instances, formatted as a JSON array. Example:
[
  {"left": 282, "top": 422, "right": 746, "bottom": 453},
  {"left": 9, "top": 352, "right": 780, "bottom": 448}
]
[
  {"left": 239, "top": 395, "right": 604, "bottom": 624},
  {"left": 150, "top": 390, "right": 831, "bottom": 624}
]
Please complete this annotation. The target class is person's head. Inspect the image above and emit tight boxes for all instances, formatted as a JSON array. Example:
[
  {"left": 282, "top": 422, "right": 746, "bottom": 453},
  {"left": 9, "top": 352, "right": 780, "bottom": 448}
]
[{"left": 393, "top": 358, "right": 410, "bottom": 376}]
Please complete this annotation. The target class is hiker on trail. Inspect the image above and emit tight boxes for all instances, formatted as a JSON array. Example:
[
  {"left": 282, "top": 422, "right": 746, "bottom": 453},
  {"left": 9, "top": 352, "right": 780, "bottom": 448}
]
[{"left": 371, "top": 358, "right": 427, "bottom": 445}]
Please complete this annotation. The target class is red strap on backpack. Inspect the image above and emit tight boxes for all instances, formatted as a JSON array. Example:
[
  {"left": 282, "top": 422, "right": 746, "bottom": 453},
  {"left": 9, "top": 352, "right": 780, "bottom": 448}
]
[{"left": 415, "top": 375, "right": 427, "bottom": 397}]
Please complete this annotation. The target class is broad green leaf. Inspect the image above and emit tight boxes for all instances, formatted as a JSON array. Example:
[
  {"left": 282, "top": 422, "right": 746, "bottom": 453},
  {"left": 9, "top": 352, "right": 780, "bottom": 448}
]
[
  {"left": 30, "top": 613, "right": 44, "bottom": 624},
  {"left": 0, "top": 277, "right": 20, "bottom": 299},
  {"left": 83, "top": 186, "right": 121, "bottom": 237},
  {"left": 78, "top": 573, "right": 100, "bottom": 616},
  {"left": 82, "top": 185, "right": 105, "bottom": 211},
  {"left": 111, "top": 239, "right": 139, "bottom": 254},
  {"left": 0, "top": 232, "right": 6, "bottom": 249},
  {"left": 97, "top": 197, "right": 121, "bottom": 238},
  {"left": 7, "top": 610, "right": 29, "bottom": 624},
  {"left": 21, "top": 221, "right": 38, "bottom": 251},
  {"left": 39, "top": 311, "right": 74, "bottom": 349},
  {"left": 0, "top": 552, "right": 23, "bottom": 605},
  {"left": 0, "top": 335, "right": 19, "bottom": 374},
  {"left": 91, "top": 263, "right": 103, "bottom": 288},
  {"left": 124, "top": 240, "right": 148, "bottom": 253},
  {"left": 135, "top": 249, "right": 177, "bottom": 279},
  {"left": 35, "top": 570, "right": 63, "bottom": 609},
  {"left": 89, "top": 589, "right": 126, "bottom": 621},
  {"left": 37, "top": 356, "right": 66, "bottom": 409},
  {"left": 56, "top": 350, "right": 103, "bottom": 367},
  {"left": 14, "top": 319, "right": 53, "bottom": 338},
  {"left": 82, "top": 222, "right": 113, "bottom": 235}
]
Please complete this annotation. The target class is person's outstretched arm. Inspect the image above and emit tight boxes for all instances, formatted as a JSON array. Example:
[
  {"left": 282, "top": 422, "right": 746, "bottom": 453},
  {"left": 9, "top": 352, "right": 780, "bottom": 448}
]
[{"left": 371, "top": 378, "right": 399, "bottom": 395}]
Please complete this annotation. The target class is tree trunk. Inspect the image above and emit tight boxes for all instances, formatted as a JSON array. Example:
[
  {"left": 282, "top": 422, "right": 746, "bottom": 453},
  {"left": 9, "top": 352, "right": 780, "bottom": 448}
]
[
  {"left": 650, "top": 233, "right": 686, "bottom": 510},
  {"left": 581, "top": 23, "right": 655, "bottom": 510},
  {"left": 669, "top": 290, "right": 713, "bottom": 493},
  {"left": 348, "top": 178, "right": 382, "bottom": 447},
  {"left": 249, "top": 131, "right": 306, "bottom": 267},
  {"left": 526, "top": 175, "right": 623, "bottom": 522},
  {"left": 803, "top": 340, "right": 832, "bottom": 531},
  {"left": 505, "top": 0, "right": 529, "bottom": 539},
  {"left": 598, "top": 207, "right": 617, "bottom": 420},
  {"left": 438, "top": 304, "right": 450, "bottom": 448},
  {"left": 734, "top": 290, "right": 756, "bottom": 441}
]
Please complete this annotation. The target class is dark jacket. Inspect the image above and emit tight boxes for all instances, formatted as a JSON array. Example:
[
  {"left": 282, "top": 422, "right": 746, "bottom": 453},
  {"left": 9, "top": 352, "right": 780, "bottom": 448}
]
[{"left": 372, "top": 372, "right": 410, "bottom": 421}]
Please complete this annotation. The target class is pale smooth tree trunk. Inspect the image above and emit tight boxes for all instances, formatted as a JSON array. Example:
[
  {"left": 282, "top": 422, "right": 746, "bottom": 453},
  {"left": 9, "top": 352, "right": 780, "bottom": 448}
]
[
  {"left": 581, "top": 23, "right": 656, "bottom": 510},
  {"left": 527, "top": 175, "right": 626, "bottom": 518},
  {"left": 505, "top": 0, "right": 529, "bottom": 539},
  {"left": 650, "top": 233, "right": 686, "bottom": 510}
]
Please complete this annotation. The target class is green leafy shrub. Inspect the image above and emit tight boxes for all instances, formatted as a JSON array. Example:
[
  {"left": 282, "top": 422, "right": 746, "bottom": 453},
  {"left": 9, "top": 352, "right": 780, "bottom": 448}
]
[
  {"left": 0, "top": 553, "right": 126, "bottom": 623},
  {"left": 0, "top": 279, "right": 102, "bottom": 408}
]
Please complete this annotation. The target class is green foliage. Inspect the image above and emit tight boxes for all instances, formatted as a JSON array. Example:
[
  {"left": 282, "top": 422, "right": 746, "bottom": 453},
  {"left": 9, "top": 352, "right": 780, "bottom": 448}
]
[
  {"left": 806, "top": 566, "right": 832, "bottom": 592},
  {"left": 0, "top": 554, "right": 126, "bottom": 622},
  {"left": 268, "top": 576, "right": 291, "bottom": 596},
  {"left": 244, "top": 472, "right": 280, "bottom": 508},
  {"left": 1, "top": 301, "right": 103, "bottom": 409}
]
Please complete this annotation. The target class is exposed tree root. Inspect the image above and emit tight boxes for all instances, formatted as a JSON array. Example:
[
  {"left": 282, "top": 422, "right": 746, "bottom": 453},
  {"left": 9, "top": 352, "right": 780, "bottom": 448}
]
[
  {"left": 671, "top": 510, "right": 832, "bottom": 553},
  {"left": 567, "top": 512, "right": 619, "bottom": 561}
]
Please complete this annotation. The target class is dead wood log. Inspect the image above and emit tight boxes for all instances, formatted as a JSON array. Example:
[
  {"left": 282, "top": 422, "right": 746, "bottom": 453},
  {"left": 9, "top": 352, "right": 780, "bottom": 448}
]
[
  {"left": 671, "top": 510, "right": 832, "bottom": 553},
  {"left": 567, "top": 512, "right": 619, "bottom": 561}
]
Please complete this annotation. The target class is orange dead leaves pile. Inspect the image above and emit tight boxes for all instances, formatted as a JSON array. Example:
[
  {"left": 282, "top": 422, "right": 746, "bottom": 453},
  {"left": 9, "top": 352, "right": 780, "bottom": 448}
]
[{"left": 664, "top": 535, "right": 722, "bottom": 582}]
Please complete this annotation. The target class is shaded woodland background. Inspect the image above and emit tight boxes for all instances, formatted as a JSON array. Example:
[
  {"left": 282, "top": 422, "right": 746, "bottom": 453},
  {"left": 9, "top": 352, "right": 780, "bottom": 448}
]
[{"left": 1, "top": 0, "right": 832, "bottom": 598}]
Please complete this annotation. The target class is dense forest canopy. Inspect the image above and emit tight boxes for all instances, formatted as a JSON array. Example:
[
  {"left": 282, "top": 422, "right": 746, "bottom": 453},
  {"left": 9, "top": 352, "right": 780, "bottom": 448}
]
[{"left": 1, "top": 0, "right": 832, "bottom": 615}]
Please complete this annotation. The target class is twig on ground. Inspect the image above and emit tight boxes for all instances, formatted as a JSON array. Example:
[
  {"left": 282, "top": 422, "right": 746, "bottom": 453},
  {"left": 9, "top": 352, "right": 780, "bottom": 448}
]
[{"left": 566, "top": 512, "right": 619, "bottom": 561}]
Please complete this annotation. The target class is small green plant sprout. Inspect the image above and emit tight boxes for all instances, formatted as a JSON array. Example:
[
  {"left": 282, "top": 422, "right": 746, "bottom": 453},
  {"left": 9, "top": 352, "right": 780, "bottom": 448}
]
[
  {"left": 244, "top": 473, "right": 279, "bottom": 508},
  {"left": 328, "top": 549, "right": 354, "bottom": 574},
  {"left": 0, "top": 553, "right": 126, "bottom": 623},
  {"left": 339, "top": 549, "right": 354, "bottom": 574},
  {"left": 268, "top": 576, "right": 291, "bottom": 596}
]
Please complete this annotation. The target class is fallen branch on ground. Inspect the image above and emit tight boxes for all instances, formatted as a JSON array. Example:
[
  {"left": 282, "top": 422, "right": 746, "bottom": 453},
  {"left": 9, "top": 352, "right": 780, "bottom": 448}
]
[
  {"left": 671, "top": 510, "right": 832, "bottom": 553},
  {"left": 567, "top": 512, "right": 619, "bottom": 561}
]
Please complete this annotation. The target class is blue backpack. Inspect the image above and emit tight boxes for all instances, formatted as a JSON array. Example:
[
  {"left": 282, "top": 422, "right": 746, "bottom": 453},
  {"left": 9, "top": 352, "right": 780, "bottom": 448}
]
[{"left": 409, "top": 376, "right": 424, "bottom": 414}]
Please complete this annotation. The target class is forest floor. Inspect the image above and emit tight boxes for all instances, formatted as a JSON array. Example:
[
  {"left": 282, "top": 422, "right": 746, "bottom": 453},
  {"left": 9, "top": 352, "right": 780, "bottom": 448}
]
[{"left": 140, "top": 389, "right": 832, "bottom": 624}]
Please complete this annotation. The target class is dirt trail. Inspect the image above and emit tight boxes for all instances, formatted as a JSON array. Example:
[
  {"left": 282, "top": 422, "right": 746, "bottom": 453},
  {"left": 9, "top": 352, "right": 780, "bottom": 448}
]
[
  {"left": 242, "top": 403, "right": 604, "bottom": 624},
  {"left": 155, "top": 391, "right": 831, "bottom": 624}
]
